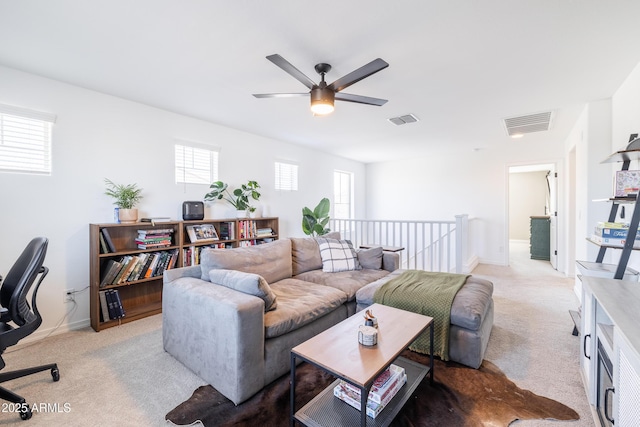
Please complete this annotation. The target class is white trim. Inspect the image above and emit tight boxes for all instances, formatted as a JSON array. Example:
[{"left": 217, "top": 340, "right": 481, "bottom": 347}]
[{"left": 0, "top": 103, "right": 56, "bottom": 123}]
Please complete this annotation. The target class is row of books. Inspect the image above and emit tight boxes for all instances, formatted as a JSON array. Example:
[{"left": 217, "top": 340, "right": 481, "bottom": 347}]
[
  {"left": 182, "top": 244, "right": 232, "bottom": 267},
  {"left": 99, "top": 289, "right": 125, "bottom": 322},
  {"left": 333, "top": 364, "right": 406, "bottom": 419},
  {"left": 238, "top": 220, "right": 275, "bottom": 239},
  {"left": 100, "top": 249, "right": 179, "bottom": 287},
  {"left": 136, "top": 228, "right": 174, "bottom": 249}
]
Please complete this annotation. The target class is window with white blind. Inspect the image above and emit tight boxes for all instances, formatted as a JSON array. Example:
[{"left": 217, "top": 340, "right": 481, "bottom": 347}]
[
  {"left": 334, "top": 170, "right": 354, "bottom": 219},
  {"left": 275, "top": 161, "right": 298, "bottom": 191},
  {"left": 0, "top": 104, "right": 56, "bottom": 175},
  {"left": 175, "top": 143, "right": 219, "bottom": 185}
]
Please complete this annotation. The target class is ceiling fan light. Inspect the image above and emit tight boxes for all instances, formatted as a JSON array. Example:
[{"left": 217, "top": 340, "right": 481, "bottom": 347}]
[{"left": 310, "top": 87, "right": 335, "bottom": 115}]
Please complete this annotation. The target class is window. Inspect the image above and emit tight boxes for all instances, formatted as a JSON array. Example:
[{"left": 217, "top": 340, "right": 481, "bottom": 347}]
[
  {"left": 275, "top": 161, "right": 298, "bottom": 191},
  {"left": 334, "top": 170, "right": 354, "bottom": 219},
  {"left": 175, "top": 143, "right": 218, "bottom": 184},
  {"left": 0, "top": 104, "right": 55, "bottom": 175}
]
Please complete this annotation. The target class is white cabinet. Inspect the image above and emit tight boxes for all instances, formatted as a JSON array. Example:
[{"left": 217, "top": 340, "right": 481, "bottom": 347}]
[
  {"left": 615, "top": 330, "right": 640, "bottom": 426},
  {"left": 581, "top": 276, "right": 640, "bottom": 427},
  {"left": 580, "top": 283, "right": 596, "bottom": 404}
]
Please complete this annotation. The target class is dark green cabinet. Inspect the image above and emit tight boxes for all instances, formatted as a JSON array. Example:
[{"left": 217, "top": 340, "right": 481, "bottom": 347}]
[{"left": 530, "top": 216, "right": 550, "bottom": 260}]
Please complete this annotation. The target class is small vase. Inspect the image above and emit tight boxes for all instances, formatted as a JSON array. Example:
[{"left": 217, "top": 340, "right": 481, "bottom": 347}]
[
  {"left": 236, "top": 209, "right": 247, "bottom": 218},
  {"left": 119, "top": 208, "right": 138, "bottom": 223}
]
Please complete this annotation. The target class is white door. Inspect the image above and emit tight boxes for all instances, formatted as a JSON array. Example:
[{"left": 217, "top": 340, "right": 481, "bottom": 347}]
[{"left": 549, "top": 168, "right": 558, "bottom": 269}]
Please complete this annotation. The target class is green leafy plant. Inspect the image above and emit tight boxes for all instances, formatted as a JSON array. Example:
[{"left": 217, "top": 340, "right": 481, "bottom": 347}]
[
  {"left": 204, "top": 180, "right": 261, "bottom": 211},
  {"left": 104, "top": 178, "right": 143, "bottom": 209},
  {"left": 302, "top": 197, "right": 331, "bottom": 236}
]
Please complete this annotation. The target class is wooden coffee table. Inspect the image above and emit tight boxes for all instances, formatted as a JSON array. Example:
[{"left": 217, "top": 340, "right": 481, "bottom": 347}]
[{"left": 290, "top": 303, "right": 434, "bottom": 427}]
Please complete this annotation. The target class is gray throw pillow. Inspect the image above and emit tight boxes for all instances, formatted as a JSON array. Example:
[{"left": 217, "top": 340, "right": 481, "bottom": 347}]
[
  {"left": 208, "top": 269, "right": 277, "bottom": 311},
  {"left": 357, "top": 246, "right": 383, "bottom": 270}
]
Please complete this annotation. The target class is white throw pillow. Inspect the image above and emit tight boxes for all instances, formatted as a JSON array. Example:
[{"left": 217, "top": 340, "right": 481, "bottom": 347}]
[{"left": 316, "top": 237, "right": 361, "bottom": 272}]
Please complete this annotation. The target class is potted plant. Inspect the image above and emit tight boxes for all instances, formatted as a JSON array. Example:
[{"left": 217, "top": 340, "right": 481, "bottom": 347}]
[
  {"left": 104, "top": 178, "right": 143, "bottom": 223},
  {"left": 302, "top": 197, "right": 331, "bottom": 236},
  {"left": 204, "top": 180, "right": 261, "bottom": 217}
]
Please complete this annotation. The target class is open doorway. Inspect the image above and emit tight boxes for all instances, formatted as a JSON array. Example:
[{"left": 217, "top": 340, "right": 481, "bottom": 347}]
[{"left": 508, "top": 163, "right": 558, "bottom": 270}]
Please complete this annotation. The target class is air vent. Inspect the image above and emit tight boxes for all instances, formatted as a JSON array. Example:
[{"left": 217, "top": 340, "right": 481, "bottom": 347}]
[
  {"left": 503, "top": 111, "right": 553, "bottom": 136},
  {"left": 388, "top": 114, "right": 419, "bottom": 126}
]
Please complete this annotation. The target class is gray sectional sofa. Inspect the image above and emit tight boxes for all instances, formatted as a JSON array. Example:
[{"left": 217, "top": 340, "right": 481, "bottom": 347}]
[{"left": 162, "top": 235, "right": 493, "bottom": 405}]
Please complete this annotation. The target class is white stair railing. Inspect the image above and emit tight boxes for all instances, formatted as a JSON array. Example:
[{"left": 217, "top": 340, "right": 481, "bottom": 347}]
[{"left": 330, "top": 214, "right": 468, "bottom": 273}]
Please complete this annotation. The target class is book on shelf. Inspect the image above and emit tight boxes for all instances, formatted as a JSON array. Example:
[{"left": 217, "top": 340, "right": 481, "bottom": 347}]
[
  {"left": 333, "top": 371, "right": 407, "bottom": 419},
  {"left": 101, "top": 228, "right": 116, "bottom": 253},
  {"left": 99, "top": 290, "right": 110, "bottom": 322},
  {"left": 186, "top": 224, "right": 219, "bottom": 243},
  {"left": 140, "top": 217, "right": 172, "bottom": 224},
  {"left": 99, "top": 232, "right": 109, "bottom": 254},
  {"left": 100, "top": 259, "right": 121, "bottom": 287},
  {"left": 108, "top": 289, "right": 125, "bottom": 319},
  {"left": 218, "top": 221, "right": 235, "bottom": 240},
  {"left": 591, "top": 234, "right": 640, "bottom": 248}
]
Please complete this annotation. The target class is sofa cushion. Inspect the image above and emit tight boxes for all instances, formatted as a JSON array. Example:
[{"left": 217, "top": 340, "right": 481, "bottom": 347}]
[
  {"left": 355, "top": 270, "right": 493, "bottom": 331},
  {"left": 200, "top": 239, "right": 292, "bottom": 284},
  {"left": 208, "top": 269, "right": 277, "bottom": 311},
  {"left": 265, "top": 278, "right": 348, "bottom": 339},
  {"left": 449, "top": 276, "right": 493, "bottom": 331},
  {"left": 290, "top": 232, "right": 341, "bottom": 275},
  {"left": 294, "top": 268, "right": 390, "bottom": 301},
  {"left": 357, "top": 246, "right": 383, "bottom": 270},
  {"left": 317, "top": 237, "right": 361, "bottom": 272}
]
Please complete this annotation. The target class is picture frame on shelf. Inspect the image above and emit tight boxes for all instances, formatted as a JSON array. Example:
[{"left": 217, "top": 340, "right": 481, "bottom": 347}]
[
  {"left": 186, "top": 224, "right": 219, "bottom": 243},
  {"left": 615, "top": 170, "right": 640, "bottom": 197}
]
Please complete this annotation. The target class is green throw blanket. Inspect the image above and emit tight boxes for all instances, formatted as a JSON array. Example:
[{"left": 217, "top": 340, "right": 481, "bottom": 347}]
[{"left": 373, "top": 270, "right": 469, "bottom": 360}]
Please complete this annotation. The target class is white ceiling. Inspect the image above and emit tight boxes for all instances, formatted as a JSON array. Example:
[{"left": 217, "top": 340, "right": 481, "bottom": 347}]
[{"left": 2, "top": 1, "right": 640, "bottom": 164}]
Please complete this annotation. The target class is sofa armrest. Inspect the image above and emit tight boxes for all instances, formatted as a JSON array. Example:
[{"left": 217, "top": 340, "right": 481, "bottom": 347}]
[
  {"left": 382, "top": 251, "right": 399, "bottom": 272},
  {"left": 163, "top": 264, "right": 201, "bottom": 282},
  {"left": 162, "top": 272, "right": 266, "bottom": 405}
]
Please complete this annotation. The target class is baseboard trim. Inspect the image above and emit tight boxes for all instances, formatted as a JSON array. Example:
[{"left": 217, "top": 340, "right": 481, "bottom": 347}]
[{"left": 18, "top": 318, "right": 91, "bottom": 346}]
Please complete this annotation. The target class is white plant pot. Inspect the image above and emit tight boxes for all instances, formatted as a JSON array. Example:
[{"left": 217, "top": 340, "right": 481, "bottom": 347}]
[
  {"left": 236, "top": 209, "right": 247, "bottom": 218},
  {"left": 249, "top": 206, "right": 262, "bottom": 218},
  {"left": 119, "top": 208, "right": 138, "bottom": 223}
]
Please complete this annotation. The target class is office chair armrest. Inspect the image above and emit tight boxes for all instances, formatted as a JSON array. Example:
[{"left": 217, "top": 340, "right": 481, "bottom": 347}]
[{"left": 0, "top": 306, "right": 10, "bottom": 323}]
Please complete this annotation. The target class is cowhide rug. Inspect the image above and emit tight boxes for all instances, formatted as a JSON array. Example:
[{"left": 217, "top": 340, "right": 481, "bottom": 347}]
[{"left": 166, "top": 350, "right": 579, "bottom": 427}]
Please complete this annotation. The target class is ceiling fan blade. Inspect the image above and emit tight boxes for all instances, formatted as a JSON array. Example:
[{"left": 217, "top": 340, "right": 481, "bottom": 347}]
[
  {"left": 266, "top": 54, "right": 317, "bottom": 90},
  {"left": 253, "top": 93, "right": 309, "bottom": 98},
  {"left": 328, "top": 58, "right": 389, "bottom": 93},
  {"left": 335, "top": 92, "right": 388, "bottom": 106}
]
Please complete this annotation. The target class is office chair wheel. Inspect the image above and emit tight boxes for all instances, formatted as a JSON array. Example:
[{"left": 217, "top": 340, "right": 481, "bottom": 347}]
[
  {"left": 51, "top": 368, "right": 60, "bottom": 381},
  {"left": 20, "top": 405, "right": 32, "bottom": 420}
]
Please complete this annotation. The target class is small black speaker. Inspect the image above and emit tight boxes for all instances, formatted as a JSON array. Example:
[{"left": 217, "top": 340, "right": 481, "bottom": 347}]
[{"left": 182, "top": 201, "right": 204, "bottom": 220}]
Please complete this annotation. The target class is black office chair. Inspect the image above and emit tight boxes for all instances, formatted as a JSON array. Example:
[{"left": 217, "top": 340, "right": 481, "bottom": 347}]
[{"left": 0, "top": 237, "right": 59, "bottom": 420}]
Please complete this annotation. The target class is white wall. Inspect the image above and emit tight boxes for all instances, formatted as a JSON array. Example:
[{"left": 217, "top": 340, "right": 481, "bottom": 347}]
[
  {"left": 0, "top": 65, "right": 366, "bottom": 336},
  {"left": 365, "top": 140, "right": 566, "bottom": 266},
  {"left": 609, "top": 61, "right": 640, "bottom": 273}
]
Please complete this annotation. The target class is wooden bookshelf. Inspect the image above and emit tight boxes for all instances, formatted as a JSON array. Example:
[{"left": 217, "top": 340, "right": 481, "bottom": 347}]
[{"left": 89, "top": 217, "right": 279, "bottom": 331}]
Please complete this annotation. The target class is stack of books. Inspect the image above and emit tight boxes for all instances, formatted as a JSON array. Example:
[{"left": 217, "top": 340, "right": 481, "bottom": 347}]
[
  {"left": 333, "top": 364, "right": 407, "bottom": 419},
  {"left": 256, "top": 227, "right": 273, "bottom": 237},
  {"left": 591, "top": 222, "right": 640, "bottom": 248},
  {"left": 136, "top": 228, "right": 174, "bottom": 249}
]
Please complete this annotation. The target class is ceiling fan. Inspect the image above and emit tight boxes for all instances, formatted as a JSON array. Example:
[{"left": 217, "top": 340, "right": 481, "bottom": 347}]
[{"left": 253, "top": 54, "right": 389, "bottom": 115}]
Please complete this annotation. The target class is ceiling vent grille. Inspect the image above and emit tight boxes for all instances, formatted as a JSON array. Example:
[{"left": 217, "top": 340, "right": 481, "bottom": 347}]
[
  {"left": 503, "top": 111, "right": 553, "bottom": 136},
  {"left": 388, "top": 114, "right": 419, "bottom": 126}
]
